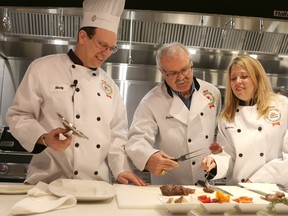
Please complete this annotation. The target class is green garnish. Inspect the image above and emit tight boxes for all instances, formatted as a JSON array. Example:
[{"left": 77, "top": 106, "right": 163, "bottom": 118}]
[{"left": 267, "top": 197, "right": 288, "bottom": 212}]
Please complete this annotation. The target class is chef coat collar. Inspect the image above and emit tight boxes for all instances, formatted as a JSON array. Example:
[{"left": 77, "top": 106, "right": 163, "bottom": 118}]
[
  {"left": 67, "top": 49, "right": 97, "bottom": 71},
  {"left": 239, "top": 98, "right": 256, "bottom": 106},
  {"left": 164, "top": 76, "right": 200, "bottom": 98}
]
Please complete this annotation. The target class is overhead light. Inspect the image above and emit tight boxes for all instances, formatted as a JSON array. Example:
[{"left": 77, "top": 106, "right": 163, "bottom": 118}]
[
  {"left": 249, "top": 54, "right": 258, "bottom": 59},
  {"left": 189, "top": 48, "right": 197, "bottom": 54}
]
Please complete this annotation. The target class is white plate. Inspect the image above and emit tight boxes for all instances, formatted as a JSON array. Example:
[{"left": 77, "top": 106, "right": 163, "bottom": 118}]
[
  {"left": 259, "top": 205, "right": 288, "bottom": 215},
  {"left": 158, "top": 195, "right": 200, "bottom": 214},
  {"left": 191, "top": 207, "right": 223, "bottom": 216},
  {"left": 0, "top": 184, "right": 34, "bottom": 194},
  {"left": 238, "top": 183, "right": 288, "bottom": 213},
  {"left": 266, "top": 202, "right": 288, "bottom": 214},
  {"left": 48, "top": 179, "right": 115, "bottom": 201},
  {"left": 235, "top": 199, "right": 270, "bottom": 213},
  {"left": 200, "top": 202, "right": 237, "bottom": 214}
]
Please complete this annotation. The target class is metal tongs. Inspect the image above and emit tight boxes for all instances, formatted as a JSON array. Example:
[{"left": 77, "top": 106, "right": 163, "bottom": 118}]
[
  {"left": 172, "top": 147, "right": 207, "bottom": 162},
  {"left": 57, "top": 113, "right": 89, "bottom": 140}
]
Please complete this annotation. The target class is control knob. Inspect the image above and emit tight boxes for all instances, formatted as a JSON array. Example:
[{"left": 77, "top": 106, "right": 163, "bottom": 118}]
[{"left": 0, "top": 164, "right": 9, "bottom": 174}]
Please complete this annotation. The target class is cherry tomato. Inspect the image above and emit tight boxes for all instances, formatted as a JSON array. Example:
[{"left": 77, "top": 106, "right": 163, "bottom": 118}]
[{"left": 198, "top": 195, "right": 212, "bottom": 203}]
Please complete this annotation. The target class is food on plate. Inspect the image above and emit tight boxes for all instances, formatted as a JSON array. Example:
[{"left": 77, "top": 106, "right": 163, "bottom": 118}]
[
  {"left": 261, "top": 191, "right": 285, "bottom": 202},
  {"left": 197, "top": 190, "right": 230, "bottom": 203},
  {"left": 198, "top": 195, "right": 212, "bottom": 203},
  {"left": 167, "top": 196, "right": 189, "bottom": 204},
  {"left": 261, "top": 192, "right": 288, "bottom": 212},
  {"left": 233, "top": 196, "right": 253, "bottom": 203},
  {"left": 209, "top": 142, "right": 223, "bottom": 154},
  {"left": 215, "top": 190, "right": 231, "bottom": 203},
  {"left": 203, "top": 187, "right": 215, "bottom": 193},
  {"left": 160, "top": 184, "right": 195, "bottom": 196}
]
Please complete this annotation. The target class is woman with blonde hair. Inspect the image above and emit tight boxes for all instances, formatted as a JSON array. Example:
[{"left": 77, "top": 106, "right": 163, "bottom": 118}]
[{"left": 201, "top": 55, "right": 288, "bottom": 186}]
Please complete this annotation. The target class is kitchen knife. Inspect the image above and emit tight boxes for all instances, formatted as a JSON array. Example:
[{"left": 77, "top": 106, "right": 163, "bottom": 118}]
[{"left": 277, "top": 183, "right": 288, "bottom": 193}]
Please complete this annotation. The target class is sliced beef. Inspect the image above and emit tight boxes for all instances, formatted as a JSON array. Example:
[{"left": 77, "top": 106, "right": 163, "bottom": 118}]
[
  {"left": 160, "top": 184, "right": 195, "bottom": 196},
  {"left": 209, "top": 142, "right": 223, "bottom": 154}
]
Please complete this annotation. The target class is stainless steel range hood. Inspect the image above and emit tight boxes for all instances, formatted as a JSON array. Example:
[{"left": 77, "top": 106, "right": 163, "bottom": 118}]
[
  {"left": 1, "top": 8, "right": 288, "bottom": 54},
  {"left": 0, "top": 7, "right": 287, "bottom": 92}
]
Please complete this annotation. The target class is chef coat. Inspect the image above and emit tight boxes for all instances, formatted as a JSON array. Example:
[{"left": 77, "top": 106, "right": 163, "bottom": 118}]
[
  {"left": 213, "top": 94, "right": 288, "bottom": 187},
  {"left": 6, "top": 53, "right": 132, "bottom": 184},
  {"left": 125, "top": 78, "right": 221, "bottom": 185}
]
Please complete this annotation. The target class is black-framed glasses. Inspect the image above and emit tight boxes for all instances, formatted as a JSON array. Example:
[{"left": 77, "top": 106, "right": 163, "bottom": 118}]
[
  {"left": 162, "top": 65, "right": 193, "bottom": 78},
  {"left": 94, "top": 39, "right": 118, "bottom": 54}
]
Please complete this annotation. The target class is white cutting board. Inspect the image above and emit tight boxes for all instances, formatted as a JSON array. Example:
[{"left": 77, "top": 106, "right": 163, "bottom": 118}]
[{"left": 113, "top": 184, "right": 165, "bottom": 209}]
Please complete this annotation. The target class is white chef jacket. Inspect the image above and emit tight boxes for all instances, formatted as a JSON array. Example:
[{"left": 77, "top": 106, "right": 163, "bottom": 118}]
[
  {"left": 213, "top": 94, "right": 288, "bottom": 187},
  {"left": 125, "top": 78, "right": 221, "bottom": 185},
  {"left": 6, "top": 53, "right": 132, "bottom": 184}
]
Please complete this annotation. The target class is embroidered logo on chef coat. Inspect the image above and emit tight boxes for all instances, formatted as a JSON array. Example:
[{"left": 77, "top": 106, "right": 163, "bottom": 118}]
[
  {"left": 49, "top": 84, "right": 70, "bottom": 92},
  {"left": 266, "top": 107, "right": 281, "bottom": 126},
  {"left": 203, "top": 90, "right": 215, "bottom": 109},
  {"left": 101, "top": 80, "right": 112, "bottom": 98}
]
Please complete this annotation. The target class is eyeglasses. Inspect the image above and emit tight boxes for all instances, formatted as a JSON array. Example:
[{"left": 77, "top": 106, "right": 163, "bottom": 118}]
[
  {"left": 162, "top": 65, "right": 193, "bottom": 78},
  {"left": 94, "top": 39, "right": 118, "bottom": 54}
]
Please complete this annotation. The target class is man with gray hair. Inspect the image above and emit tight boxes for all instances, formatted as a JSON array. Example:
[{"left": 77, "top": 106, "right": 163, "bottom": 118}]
[{"left": 126, "top": 42, "right": 221, "bottom": 185}]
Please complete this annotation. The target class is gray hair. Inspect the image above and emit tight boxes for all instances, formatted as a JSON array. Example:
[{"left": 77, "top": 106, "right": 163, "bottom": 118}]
[{"left": 155, "top": 42, "right": 192, "bottom": 69}]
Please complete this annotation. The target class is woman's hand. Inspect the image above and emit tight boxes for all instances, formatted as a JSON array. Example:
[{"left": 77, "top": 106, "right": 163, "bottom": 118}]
[{"left": 200, "top": 156, "right": 216, "bottom": 172}]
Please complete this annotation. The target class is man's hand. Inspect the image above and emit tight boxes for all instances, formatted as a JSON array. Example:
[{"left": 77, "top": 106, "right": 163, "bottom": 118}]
[
  {"left": 42, "top": 127, "right": 72, "bottom": 151},
  {"left": 145, "top": 151, "right": 179, "bottom": 176},
  {"left": 117, "top": 171, "right": 147, "bottom": 186}
]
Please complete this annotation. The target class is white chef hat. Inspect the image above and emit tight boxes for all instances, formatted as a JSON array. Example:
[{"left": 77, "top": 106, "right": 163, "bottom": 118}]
[{"left": 80, "top": 0, "right": 125, "bottom": 34}]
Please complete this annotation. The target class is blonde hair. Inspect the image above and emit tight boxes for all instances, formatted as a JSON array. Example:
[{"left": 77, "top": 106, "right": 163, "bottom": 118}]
[{"left": 221, "top": 55, "right": 275, "bottom": 122}]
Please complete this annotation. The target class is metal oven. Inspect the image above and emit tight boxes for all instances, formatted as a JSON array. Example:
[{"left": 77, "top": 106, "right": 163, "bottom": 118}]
[{"left": 0, "top": 127, "right": 32, "bottom": 182}]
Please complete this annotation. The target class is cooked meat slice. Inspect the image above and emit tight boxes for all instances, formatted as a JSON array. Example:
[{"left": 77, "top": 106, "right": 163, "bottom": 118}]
[
  {"left": 209, "top": 142, "right": 223, "bottom": 154},
  {"left": 160, "top": 184, "right": 195, "bottom": 196},
  {"left": 203, "top": 187, "right": 215, "bottom": 193}
]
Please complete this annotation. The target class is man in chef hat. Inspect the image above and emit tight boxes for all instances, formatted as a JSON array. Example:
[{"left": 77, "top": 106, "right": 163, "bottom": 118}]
[
  {"left": 81, "top": 0, "right": 123, "bottom": 33},
  {"left": 6, "top": 0, "right": 147, "bottom": 186},
  {"left": 75, "top": 0, "right": 124, "bottom": 68}
]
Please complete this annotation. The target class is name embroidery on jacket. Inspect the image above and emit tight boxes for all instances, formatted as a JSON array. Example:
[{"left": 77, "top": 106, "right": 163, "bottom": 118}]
[
  {"left": 203, "top": 90, "right": 215, "bottom": 109},
  {"left": 165, "top": 115, "right": 174, "bottom": 119},
  {"left": 266, "top": 106, "right": 281, "bottom": 126},
  {"left": 101, "top": 80, "right": 113, "bottom": 99},
  {"left": 49, "top": 84, "right": 70, "bottom": 92}
]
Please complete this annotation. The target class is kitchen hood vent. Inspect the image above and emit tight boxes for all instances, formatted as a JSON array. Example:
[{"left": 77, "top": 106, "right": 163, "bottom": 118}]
[
  {"left": 1, "top": 8, "right": 288, "bottom": 56},
  {"left": 120, "top": 19, "right": 288, "bottom": 55},
  {"left": 7, "top": 10, "right": 81, "bottom": 37}
]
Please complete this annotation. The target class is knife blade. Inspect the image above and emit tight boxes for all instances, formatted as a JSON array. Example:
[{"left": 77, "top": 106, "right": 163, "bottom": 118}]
[
  {"left": 277, "top": 183, "right": 288, "bottom": 193},
  {"left": 210, "top": 186, "right": 234, "bottom": 196}
]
